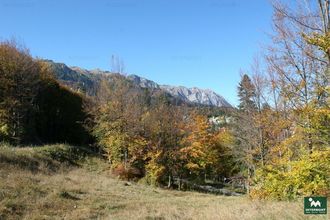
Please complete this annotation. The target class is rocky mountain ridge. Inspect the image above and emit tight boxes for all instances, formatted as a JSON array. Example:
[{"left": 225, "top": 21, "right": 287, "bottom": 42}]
[{"left": 43, "top": 60, "right": 231, "bottom": 108}]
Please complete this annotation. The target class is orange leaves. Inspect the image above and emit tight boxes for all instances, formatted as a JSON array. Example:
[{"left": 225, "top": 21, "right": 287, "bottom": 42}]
[{"left": 179, "top": 112, "right": 230, "bottom": 175}]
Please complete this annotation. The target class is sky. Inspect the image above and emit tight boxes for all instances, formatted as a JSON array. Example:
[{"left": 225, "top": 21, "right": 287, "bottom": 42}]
[{"left": 0, "top": 0, "right": 276, "bottom": 106}]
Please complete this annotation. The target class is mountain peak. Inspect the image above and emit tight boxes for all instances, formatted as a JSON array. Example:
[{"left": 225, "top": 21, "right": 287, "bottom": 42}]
[
  {"left": 43, "top": 60, "right": 231, "bottom": 108},
  {"left": 128, "top": 75, "right": 232, "bottom": 108}
]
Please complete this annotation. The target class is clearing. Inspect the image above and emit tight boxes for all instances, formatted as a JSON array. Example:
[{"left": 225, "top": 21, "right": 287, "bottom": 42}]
[{"left": 0, "top": 144, "right": 327, "bottom": 220}]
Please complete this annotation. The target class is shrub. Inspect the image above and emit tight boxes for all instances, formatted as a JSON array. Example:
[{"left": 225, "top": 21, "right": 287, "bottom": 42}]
[
  {"left": 251, "top": 149, "right": 330, "bottom": 200},
  {"left": 112, "top": 163, "right": 143, "bottom": 180}
]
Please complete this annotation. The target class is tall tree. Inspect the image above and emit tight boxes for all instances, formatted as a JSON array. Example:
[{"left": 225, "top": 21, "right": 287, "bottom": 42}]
[
  {"left": 92, "top": 76, "right": 147, "bottom": 167},
  {"left": 0, "top": 40, "right": 41, "bottom": 143},
  {"left": 238, "top": 74, "right": 257, "bottom": 112},
  {"left": 232, "top": 74, "right": 259, "bottom": 193},
  {"left": 144, "top": 99, "right": 185, "bottom": 187},
  {"left": 250, "top": 0, "right": 330, "bottom": 200}
]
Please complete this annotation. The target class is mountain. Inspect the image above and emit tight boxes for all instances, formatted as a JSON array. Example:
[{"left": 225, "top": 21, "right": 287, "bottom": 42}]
[
  {"left": 42, "top": 60, "right": 231, "bottom": 108},
  {"left": 128, "top": 75, "right": 231, "bottom": 107},
  {"left": 42, "top": 59, "right": 100, "bottom": 95}
]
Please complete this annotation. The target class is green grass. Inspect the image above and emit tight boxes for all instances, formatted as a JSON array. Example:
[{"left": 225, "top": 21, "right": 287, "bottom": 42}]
[{"left": 0, "top": 144, "right": 328, "bottom": 220}]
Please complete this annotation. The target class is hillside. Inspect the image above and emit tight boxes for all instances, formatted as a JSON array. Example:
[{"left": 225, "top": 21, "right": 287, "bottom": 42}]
[
  {"left": 0, "top": 144, "right": 324, "bottom": 220},
  {"left": 42, "top": 60, "right": 232, "bottom": 108}
]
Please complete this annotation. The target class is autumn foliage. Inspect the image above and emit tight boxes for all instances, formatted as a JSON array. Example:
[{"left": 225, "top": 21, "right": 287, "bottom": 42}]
[{"left": 1, "top": 0, "right": 329, "bottom": 202}]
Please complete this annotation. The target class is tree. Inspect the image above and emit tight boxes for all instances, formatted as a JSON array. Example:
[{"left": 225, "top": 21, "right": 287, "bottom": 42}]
[
  {"left": 35, "top": 76, "right": 91, "bottom": 145},
  {"left": 179, "top": 112, "right": 235, "bottom": 185},
  {"left": 0, "top": 40, "right": 92, "bottom": 145},
  {"left": 267, "top": 0, "right": 330, "bottom": 153},
  {"left": 180, "top": 113, "right": 214, "bottom": 181},
  {"left": 232, "top": 74, "right": 259, "bottom": 193},
  {"left": 143, "top": 99, "right": 185, "bottom": 188},
  {"left": 249, "top": 0, "right": 330, "bottom": 200},
  {"left": 251, "top": 142, "right": 330, "bottom": 200},
  {"left": 237, "top": 74, "right": 257, "bottom": 112},
  {"left": 0, "top": 40, "right": 41, "bottom": 144},
  {"left": 91, "top": 75, "right": 155, "bottom": 180}
]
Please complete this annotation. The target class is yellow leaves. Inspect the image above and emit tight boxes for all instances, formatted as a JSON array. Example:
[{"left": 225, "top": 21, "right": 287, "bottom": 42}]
[
  {"left": 302, "top": 32, "right": 330, "bottom": 53},
  {"left": 292, "top": 103, "right": 330, "bottom": 145},
  {"left": 144, "top": 150, "right": 166, "bottom": 186},
  {"left": 186, "top": 162, "right": 200, "bottom": 170},
  {"left": 0, "top": 108, "right": 9, "bottom": 138},
  {"left": 179, "top": 113, "right": 218, "bottom": 173},
  {"left": 310, "top": 107, "right": 330, "bottom": 127},
  {"left": 252, "top": 149, "right": 330, "bottom": 200},
  {"left": 215, "top": 129, "right": 234, "bottom": 147},
  {"left": 180, "top": 142, "right": 204, "bottom": 156},
  {"left": 0, "top": 124, "right": 9, "bottom": 136},
  {"left": 249, "top": 88, "right": 329, "bottom": 200}
]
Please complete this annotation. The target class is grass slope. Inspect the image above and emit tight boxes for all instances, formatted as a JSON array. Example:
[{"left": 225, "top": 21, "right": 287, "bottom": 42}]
[{"left": 0, "top": 144, "right": 328, "bottom": 220}]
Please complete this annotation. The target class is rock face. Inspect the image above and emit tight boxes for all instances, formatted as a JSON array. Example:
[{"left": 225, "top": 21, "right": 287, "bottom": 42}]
[
  {"left": 159, "top": 85, "right": 231, "bottom": 107},
  {"left": 127, "top": 75, "right": 160, "bottom": 90},
  {"left": 43, "top": 60, "right": 99, "bottom": 95},
  {"left": 42, "top": 60, "right": 231, "bottom": 108},
  {"left": 128, "top": 75, "right": 231, "bottom": 107}
]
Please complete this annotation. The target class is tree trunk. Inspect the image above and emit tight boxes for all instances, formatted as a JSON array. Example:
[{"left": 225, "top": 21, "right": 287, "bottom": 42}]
[
  {"left": 167, "top": 174, "right": 172, "bottom": 188},
  {"left": 246, "top": 167, "right": 252, "bottom": 194},
  {"left": 178, "top": 176, "right": 182, "bottom": 191}
]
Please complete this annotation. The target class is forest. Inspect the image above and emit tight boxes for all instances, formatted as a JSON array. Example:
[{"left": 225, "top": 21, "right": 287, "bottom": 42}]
[{"left": 0, "top": 0, "right": 329, "bottom": 203}]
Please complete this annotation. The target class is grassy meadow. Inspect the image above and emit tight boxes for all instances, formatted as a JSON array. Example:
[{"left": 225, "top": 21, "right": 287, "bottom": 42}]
[{"left": 0, "top": 144, "right": 328, "bottom": 220}]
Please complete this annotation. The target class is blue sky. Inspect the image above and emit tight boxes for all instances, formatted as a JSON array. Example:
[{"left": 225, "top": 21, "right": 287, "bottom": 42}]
[{"left": 0, "top": 0, "right": 275, "bottom": 105}]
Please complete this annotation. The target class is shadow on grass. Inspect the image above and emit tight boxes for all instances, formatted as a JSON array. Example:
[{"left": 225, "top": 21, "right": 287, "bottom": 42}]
[
  {"left": 0, "top": 153, "right": 60, "bottom": 174},
  {"left": 59, "top": 191, "right": 81, "bottom": 200},
  {"left": 0, "top": 144, "right": 101, "bottom": 174}
]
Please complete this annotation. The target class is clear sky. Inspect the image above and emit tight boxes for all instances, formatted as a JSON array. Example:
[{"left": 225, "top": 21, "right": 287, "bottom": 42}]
[{"left": 0, "top": 0, "right": 275, "bottom": 106}]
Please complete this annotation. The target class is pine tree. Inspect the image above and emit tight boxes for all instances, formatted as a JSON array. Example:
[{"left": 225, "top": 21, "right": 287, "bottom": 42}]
[
  {"left": 238, "top": 74, "right": 257, "bottom": 113},
  {"left": 232, "top": 74, "right": 258, "bottom": 193}
]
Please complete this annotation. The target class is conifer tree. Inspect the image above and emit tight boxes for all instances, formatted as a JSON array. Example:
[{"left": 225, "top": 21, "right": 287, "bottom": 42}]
[{"left": 232, "top": 74, "right": 258, "bottom": 192}]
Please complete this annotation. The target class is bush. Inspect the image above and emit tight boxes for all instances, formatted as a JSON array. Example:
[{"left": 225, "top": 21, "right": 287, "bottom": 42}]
[
  {"left": 251, "top": 149, "right": 330, "bottom": 200},
  {"left": 112, "top": 163, "right": 143, "bottom": 180}
]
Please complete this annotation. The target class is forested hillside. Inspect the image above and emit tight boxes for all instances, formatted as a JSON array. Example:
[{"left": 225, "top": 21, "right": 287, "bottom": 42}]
[{"left": 0, "top": 40, "right": 235, "bottom": 190}]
